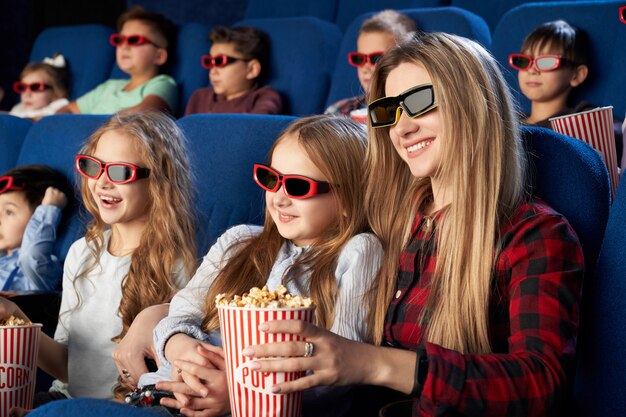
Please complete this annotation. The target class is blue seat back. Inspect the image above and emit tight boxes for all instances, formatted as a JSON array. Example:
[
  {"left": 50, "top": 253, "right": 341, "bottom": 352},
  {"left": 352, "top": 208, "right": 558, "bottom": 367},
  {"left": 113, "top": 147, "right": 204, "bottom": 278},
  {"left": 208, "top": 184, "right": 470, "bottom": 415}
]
[
  {"left": 244, "top": 0, "right": 338, "bottom": 22},
  {"left": 30, "top": 24, "right": 116, "bottom": 100},
  {"left": 127, "top": 0, "right": 245, "bottom": 27},
  {"left": 491, "top": 1, "right": 626, "bottom": 119},
  {"left": 177, "top": 114, "right": 296, "bottom": 253},
  {"left": 110, "top": 23, "right": 212, "bottom": 117},
  {"left": 522, "top": 126, "right": 610, "bottom": 279},
  {"left": 0, "top": 115, "right": 32, "bottom": 174},
  {"left": 334, "top": 0, "right": 449, "bottom": 31},
  {"left": 326, "top": 6, "right": 491, "bottom": 108},
  {"left": 235, "top": 17, "right": 342, "bottom": 116},
  {"left": 573, "top": 173, "right": 626, "bottom": 416},
  {"left": 16, "top": 115, "right": 110, "bottom": 261}
]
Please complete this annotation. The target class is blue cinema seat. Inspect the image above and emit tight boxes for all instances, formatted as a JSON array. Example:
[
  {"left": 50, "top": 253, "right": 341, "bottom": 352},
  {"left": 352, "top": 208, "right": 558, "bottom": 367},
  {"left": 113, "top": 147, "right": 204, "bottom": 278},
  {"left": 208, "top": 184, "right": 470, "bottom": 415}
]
[
  {"left": 325, "top": 6, "right": 491, "bottom": 110},
  {"left": 30, "top": 24, "right": 116, "bottom": 100},
  {"left": 234, "top": 17, "right": 342, "bottom": 116},
  {"left": 573, "top": 174, "right": 626, "bottom": 416},
  {"left": 0, "top": 114, "right": 32, "bottom": 174},
  {"left": 333, "top": 0, "right": 449, "bottom": 31},
  {"left": 177, "top": 114, "right": 296, "bottom": 254},
  {"left": 15, "top": 114, "right": 110, "bottom": 261},
  {"left": 243, "top": 0, "right": 338, "bottom": 22},
  {"left": 522, "top": 126, "right": 610, "bottom": 281},
  {"left": 491, "top": 0, "right": 626, "bottom": 119}
]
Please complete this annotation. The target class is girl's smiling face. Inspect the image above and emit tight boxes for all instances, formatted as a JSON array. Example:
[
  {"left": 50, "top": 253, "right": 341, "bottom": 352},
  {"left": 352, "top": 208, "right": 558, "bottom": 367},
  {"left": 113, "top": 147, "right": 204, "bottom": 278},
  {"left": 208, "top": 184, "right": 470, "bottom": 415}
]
[{"left": 265, "top": 133, "right": 340, "bottom": 247}]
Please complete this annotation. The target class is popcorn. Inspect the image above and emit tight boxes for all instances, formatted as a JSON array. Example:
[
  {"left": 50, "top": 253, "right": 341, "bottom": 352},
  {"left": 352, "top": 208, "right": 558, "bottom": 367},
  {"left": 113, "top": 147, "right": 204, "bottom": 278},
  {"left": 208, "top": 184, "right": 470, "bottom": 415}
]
[
  {"left": 0, "top": 315, "right": 31, "bottom": 326},
  {"left": 216, "top": 285, "right": 314, "bottom": 308}
]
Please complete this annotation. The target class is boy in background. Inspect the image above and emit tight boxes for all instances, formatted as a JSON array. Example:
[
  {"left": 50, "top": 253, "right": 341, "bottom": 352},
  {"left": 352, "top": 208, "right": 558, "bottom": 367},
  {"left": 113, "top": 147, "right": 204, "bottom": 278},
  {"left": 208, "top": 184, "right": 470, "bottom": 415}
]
[
  {"left": 58, "top": 6, "right": 177, "bottom": 115},
  {"left": 325, "top": 10, "right": 415, "bottom": 117},
  {"left": 185, "top": 26, "right": 283, "bottom": 115}
]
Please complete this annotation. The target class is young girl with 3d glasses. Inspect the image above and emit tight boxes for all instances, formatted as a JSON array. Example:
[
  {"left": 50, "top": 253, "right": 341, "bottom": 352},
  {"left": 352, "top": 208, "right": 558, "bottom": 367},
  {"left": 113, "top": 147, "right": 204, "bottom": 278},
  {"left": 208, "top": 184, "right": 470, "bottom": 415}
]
[
  {"left": 0, "top": 112, "right": 197, "bottom": 410},
  {"left": 9, "top": 53, "right": 70, "bottom": 121},
  {"left": 117, "top": 115, "right": 382, "bottom": 417},
  {"left": 244, "top": 32, "right": 584, "bottom": 417}
]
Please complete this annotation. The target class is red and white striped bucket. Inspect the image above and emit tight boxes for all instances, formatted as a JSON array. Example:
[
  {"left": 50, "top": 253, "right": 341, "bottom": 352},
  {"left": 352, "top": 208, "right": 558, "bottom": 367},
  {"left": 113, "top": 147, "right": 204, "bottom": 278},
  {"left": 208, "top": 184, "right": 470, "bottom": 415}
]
[
  {"left": 0, "top": 324, "right": 41, "bottom": 417},
  {"left": 218, "top": 305, "right": 315, "bottom": 417},
  {"left": 550, "top": 106, "right": 619, "bottom": 196}
]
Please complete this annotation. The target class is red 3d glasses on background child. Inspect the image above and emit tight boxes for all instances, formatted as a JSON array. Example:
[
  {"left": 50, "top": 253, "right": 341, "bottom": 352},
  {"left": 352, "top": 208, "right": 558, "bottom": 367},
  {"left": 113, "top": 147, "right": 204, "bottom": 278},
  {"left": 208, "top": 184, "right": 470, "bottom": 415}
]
[
  {"left": 109, "top": 33, "right": 162, "bottom": 48},
  {"left": 0, "top": 176, "right": 25, "bottom": 194},
  {"left": 508, "top": 54, "right": 575, "bottom": 72},
  {"left": 253, "top": 164, "right": 331, "bottom": 199},
  {"left": 347, "top": 51, "right": 384, "bottom": 67},
  {"left": 75, "top": 155, "right": 150, "bottom": 185},
  {"left": 13, "top": 81, "right": 51, "bottom": 94},
  {"left": 200, "top": 54, "right": 245, "bottom": 69}
]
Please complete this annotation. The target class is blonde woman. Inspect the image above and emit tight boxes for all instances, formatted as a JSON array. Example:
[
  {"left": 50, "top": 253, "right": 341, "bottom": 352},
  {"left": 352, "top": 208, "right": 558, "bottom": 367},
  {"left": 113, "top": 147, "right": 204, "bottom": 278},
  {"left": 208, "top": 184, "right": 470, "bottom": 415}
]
[
  {"left": 0, "top": 112, "right": 197, "bottom": 408},
  {"left": 244, "top": 33, "right": 584, "bottom": 417}
]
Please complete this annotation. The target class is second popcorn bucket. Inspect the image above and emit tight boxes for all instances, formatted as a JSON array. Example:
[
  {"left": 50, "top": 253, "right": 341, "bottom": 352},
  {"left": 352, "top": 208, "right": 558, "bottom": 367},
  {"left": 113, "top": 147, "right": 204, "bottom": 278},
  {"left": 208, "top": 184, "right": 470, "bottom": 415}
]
[{"left": 217, "top": 287, "right": 315, "bottom": 417}]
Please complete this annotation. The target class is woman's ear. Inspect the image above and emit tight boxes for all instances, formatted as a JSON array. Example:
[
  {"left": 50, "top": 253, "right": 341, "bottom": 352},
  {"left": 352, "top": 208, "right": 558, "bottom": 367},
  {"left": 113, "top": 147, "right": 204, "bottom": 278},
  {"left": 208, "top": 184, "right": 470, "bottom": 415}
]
[
  {"left": 570, "top": 64, "right": 588, "bottom": 87},
  {"left": 246, "top": 59, "right": 262, "bottom": 80}
]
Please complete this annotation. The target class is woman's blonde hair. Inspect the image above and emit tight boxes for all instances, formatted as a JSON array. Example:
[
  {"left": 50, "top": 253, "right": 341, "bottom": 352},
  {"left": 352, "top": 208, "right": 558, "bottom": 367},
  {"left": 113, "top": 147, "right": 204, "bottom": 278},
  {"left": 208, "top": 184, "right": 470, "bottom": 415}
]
[
  {"left": 201, "top": 115, "right": 373, "bottom": 338},
  {"left": 365, "top": 32, "right": 527, "bottom": 351}
]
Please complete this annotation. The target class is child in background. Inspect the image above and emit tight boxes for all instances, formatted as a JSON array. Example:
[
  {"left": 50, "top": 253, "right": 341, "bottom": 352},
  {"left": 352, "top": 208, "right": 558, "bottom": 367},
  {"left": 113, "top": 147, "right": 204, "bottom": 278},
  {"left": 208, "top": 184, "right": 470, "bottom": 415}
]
[
  {"left": 9, "top": 54, "right": 70, "bottom": 121},
  {"left": 0, "top": 165, "right": 70, "bottom": 291},
  {"left": 57, "top": 6, "right": 178, "bottom": 115},
  {"left": 1, "top": 112, "right": 198, "bottom": 412},
  {"left": 184, "top": 26, "right": 283, "bottom": 115},
  {"left": 117, "top": 115, "right": 382, "bottom": 417},
  {"left": 509, "top": 20, "right": 591, "bottom": 128},
  {"left": 325, "top": 10, "right": 415, "bottom": 117}
]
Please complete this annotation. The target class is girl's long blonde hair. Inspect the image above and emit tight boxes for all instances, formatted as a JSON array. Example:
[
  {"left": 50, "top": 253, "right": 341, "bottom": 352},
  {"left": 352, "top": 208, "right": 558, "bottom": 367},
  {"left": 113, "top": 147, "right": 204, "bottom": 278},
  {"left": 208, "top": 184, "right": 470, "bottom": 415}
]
[
  {"left": 365, "top": 33, "right": 527, "bottom": 352},
  {"left": 77, "top": 112, "right": 198, "bottom": 341},
  {"left": 201, "top": 115, "right": 373, "bottom": 339}
]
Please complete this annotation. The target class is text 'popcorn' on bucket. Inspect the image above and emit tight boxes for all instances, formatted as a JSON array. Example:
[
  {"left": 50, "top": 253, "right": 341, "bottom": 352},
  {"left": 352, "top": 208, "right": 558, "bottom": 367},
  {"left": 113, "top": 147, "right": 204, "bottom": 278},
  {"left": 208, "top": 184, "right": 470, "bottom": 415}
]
[
  {"left": 0, "top": 315, "right": 32, "bottom": 326},
  {"left": 216, "top": 285, "right": 314, "bottom": 308}
]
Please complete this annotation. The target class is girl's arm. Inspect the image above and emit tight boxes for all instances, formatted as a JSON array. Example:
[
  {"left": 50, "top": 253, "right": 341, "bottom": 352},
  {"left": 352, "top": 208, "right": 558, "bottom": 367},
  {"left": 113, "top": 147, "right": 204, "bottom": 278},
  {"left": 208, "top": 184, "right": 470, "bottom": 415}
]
[
  {"left": 55, "top": 101, "right": 80, "bottom": 114},
  {"left": 120, "top": 95, "right": 171, "bottom": 115}
]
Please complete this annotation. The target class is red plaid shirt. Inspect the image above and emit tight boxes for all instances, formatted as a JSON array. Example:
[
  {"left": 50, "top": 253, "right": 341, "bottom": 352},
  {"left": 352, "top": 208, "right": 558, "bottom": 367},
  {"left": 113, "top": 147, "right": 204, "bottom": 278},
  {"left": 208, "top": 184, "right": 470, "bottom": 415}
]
[{"left": 384, "top": 199, "right": 584, "bottom": 417}]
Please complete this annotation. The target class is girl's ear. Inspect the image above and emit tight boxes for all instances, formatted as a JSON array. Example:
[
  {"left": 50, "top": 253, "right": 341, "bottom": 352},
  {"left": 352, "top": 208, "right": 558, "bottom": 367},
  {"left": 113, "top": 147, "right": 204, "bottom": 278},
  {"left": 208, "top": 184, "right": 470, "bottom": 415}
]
[
  {"left": 154, "top": 48, "right": 168, "bottom": 67},
  {"left": 570, "top": 64, "right": 588, "bottom": 87},
  {"left": 246, "top": 59, "right": 262, "bottom": 80}
]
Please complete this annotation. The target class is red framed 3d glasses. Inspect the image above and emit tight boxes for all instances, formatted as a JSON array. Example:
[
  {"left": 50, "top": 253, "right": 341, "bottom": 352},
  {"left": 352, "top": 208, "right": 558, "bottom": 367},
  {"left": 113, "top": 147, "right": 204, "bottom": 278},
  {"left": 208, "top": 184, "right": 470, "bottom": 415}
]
[
  {"left": 109, "top": 33, "right": 162, "bottom": 48},
  {"left": 76, "top": 154, "right": 150, "bottom": 184},
  {"left": 13, "top": 81, "right": 51, "bottom": 94},
  {"left": 508, "top": 53, "right": 575, "bottom": 72},
  {"left": 253, "top": 164, "right": 331, "bottom": 199},
  {"left": 0, "top": 176, "right": 25, "bottom": 194},
  {"left": 347, "top": 51, "right": 384, "bottom": 67},
  {"left": 620, "top": 5, "right": 626, "bottom": 24},
  {"left": 200, "top": 54, "right": 245, "bottom": 69}
]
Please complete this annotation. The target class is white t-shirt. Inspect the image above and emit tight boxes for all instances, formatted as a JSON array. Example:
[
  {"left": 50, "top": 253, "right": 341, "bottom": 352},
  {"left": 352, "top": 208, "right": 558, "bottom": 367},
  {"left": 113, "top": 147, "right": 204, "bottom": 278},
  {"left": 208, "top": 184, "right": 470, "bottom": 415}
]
[{"left": 54, "top": 230, "right": 188, "bottom": 398}]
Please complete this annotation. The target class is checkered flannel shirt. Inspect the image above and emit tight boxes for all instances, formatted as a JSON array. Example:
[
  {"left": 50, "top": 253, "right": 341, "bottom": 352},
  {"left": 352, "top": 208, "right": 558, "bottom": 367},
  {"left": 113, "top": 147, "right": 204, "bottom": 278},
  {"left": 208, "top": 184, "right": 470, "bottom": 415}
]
[{"left": 384, "top": 199, "right": 584, "bottom": 416}]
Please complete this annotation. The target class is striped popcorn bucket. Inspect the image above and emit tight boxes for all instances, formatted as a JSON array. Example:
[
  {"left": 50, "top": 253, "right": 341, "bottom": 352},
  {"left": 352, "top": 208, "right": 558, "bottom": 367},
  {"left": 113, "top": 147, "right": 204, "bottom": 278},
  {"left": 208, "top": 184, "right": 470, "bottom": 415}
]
[
  {"left": 550, "top": 106, "right": 619, "bottom": 196},
  {"left": 218, "top": 305, "right": 315, "bottom": 417},
  {"left": 0, "top": 324, "right": 41, "bottom": 417}
]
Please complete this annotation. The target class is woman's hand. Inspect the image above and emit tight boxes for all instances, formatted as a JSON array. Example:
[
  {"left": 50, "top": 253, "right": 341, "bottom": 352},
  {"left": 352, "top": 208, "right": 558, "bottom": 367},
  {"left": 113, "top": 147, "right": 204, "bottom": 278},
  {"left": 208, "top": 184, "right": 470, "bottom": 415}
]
[
  {"left": 157, "top": 342, "right": 230, "bottom": 417},
  {"left": 241, "top": 320, "right": 374, "bottom": 394},
  {"left": 242, "top": 320, "right": 416, "bottom": 395},
  {"left": 112, "top": 304, "right": 169, "bottom": 387}
]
